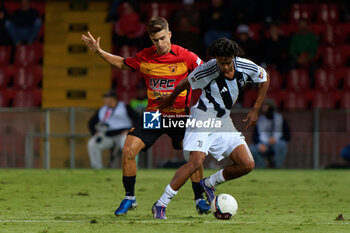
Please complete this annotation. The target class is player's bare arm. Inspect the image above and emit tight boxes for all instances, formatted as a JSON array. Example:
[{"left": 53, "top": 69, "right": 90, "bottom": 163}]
[
  {"left": 157, "top": 78, "right": 191, "bottom": 109},
  {"left": 243, "top": 73, "right": 270, "bottom": 129},
  {"left": 81, "top": 31, "right": 130, "bottom": 70}
]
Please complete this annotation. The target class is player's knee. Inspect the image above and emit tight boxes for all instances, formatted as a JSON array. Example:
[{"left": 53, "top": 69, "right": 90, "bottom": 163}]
[
  {"left": 188, "top": 152, "right": 205, "bottom": 172},
  {"left": 242, "top": 160, "right": 255, "bottom": 174},
  {"left": 122, "top": 145, "right": 136, "bottom": 160}
]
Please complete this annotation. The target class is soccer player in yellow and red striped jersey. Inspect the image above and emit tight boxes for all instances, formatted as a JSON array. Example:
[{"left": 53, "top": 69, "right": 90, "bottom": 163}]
[
  {"left": 124, "top": 44, "right": 201, "bottom": 115},
  {"left": 82, "top": 17, "right": 209, "bottom": 217}
]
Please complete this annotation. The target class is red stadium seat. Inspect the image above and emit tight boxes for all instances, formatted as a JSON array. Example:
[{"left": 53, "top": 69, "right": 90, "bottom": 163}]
[
  {"left": 343, "top": 69, "right": 350, "bottom": 90},
  {"left": 278, "top": 23, "right": 298, "bottom": 37},
  {"left": 115, "top": 46, "right": 138, "bottom": 58},
  {"left": 341, "top": 44, "right": 350, "bottom": 65},
  {"left": 340, "top": 23, "right": 350, "bottom": 43},
  {"left": 249, "top": 23, "right": 263, "bottom": 41},
  {"left": 37, "top": 24, "right": 45, "bottom": 42},
  {"left": 5, "top": 1, "right": 45, "bottom": 17},
  {"left": 13, "top": 66, "right": 42, "bottom": 90},
  {"left": 340, "top": 92, "right": 350, "bottom": 108},
  {"left": 0, "top": 91, "right": 10, "bottom": 107},
  {"left": 266, "top": 91, "right": 286, "bottom": 108},
  {"left": 140, "top": 2, "right": 179, "bottom": 20},
  {"left": 14, "top": 44, "right": 43, "bottom": 67},
  {"left": 308, "top": 23, "right": 326, "bottom": 38},
  {"left": 290, "top": 4, "right": 313, "bottom": 23},
  {"left": 266, "top": 67, "right": 282, "bottom": 92},
  {"left": 310, "top": 91, "right": 339, "bottom": 108},
  {"left": 242, "top": 89, "right": 257, "bottom": 108},
  {"left": 12, "top": 90, "right": 42, "bottom": 107},
  {"left": 286, "top": 69, "right": 310, "bottom": 92},
  {"left": 30, "top": 1, "right": 46, "bottom": 17},
  {"left": 0, "top": 46, "right": 11, "bottom": 67},
  {"left": 0, "top": 67, "right": 13, "bottom": 90},
  {"left": 113, "top": 68, "right": 143, "bottom": 90},
  {"left": 116, "top": 88, "right": 137, "bottom": 103},
  {"left": 314, "top": 69, "right": 338, "bottom": 91},
  {"left": 317, "top": 4, "right": 339, "bottom": 23},
  {"left": 322, "top": 47, "right": 345, "bottom": 69},
  {"left": 284, "top": 91, "right": 308, "bottom": 109},
  {"left": 321, "top": 25, "right": 343, "bottom": 46}
]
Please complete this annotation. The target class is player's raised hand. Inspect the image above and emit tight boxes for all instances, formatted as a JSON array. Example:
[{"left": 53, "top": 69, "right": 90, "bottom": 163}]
[
  {"left": 156, "top": 95, "right": 174, "bottom": 110},
  {"left": 81, "top": 31, "right": 101, "bottom": 53},
  {"left": 242, "top": 108, "right": 259, "bottom": 130}
]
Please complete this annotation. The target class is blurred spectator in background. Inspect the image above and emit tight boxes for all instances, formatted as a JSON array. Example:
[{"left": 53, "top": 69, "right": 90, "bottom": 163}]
[
  {"left": 229, "top": 0, "right": 258, "bottom": 25},
  {"left": 171, "top": 0, "right": 201, "bottom": 55},
  {"left": 341, "top": 144, "right": 350, "bottom": 166},
  {"left": 87, "top": 90, "right": 139, "bottom": 169},
  {"left": 257, "top": 0, "right": 290, "bottom": 23},
  {"left": 234, "top": 24, "right": 259, "bottom": 61},
  {"left": 340, "top": 0, "right": 350, "bottom": 22},
  {"left": 129, "top": 83, "right": 148, "bottom": 115},
  {"left": 261, "top": 23, "right": 290, "bottom": 73},
  {"left": 0, "top": 2, "right": 11, "bottom": 45},
  {"left": 250, "top": 99, "right": 291, "bottom": 168},
  {"left": 289, "top": 18, "right": 318, "bottom": 86},
  {"left": 113, "top": 0, "right": 146, "bottom": 49},
  {"left": 106, "top": 0, "right": 122, "bottom": 22},
  {"left": 4, "top": 0, "right": 42, "bottom": 45},
  {"left": 201, "top": 0, "right": 232, "bottom": 48}
]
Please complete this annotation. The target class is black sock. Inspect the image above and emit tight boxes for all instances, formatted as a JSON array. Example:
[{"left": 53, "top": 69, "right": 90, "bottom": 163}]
[
  {"left": 192, "top": 182, "right": 204, "bottom": 200},
  {"left": 123, "top": 176, "right": 136, "bottom": 197}
]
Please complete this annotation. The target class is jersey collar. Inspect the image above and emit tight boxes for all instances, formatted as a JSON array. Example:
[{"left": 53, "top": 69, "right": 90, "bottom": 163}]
[{"left": 151, "top": 45, "right": 176, "bottom": 56}]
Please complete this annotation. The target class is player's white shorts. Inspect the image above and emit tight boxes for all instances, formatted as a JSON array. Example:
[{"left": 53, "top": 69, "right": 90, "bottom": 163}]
[{"left": 183, "top": 107, "right": 246, "bottom": 161}]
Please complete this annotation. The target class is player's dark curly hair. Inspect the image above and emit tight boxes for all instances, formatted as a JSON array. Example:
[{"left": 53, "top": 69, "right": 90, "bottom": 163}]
[{"left": 207, "top": 38, "right": 243, "bottom": 58}]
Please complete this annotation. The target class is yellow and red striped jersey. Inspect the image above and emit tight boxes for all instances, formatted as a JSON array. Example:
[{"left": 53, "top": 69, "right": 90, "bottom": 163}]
[{"left": 124, "top": 44, "right": 202, "bottom": 114}]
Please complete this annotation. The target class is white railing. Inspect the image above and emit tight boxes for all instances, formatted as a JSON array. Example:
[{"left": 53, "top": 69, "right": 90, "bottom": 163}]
[{"left": 0, "top": 107, "right": 349, "bottom": 169}]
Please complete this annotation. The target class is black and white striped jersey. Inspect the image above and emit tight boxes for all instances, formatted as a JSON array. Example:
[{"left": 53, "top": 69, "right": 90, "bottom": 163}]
[{"left": 188, "top": 57, "right": 268, "bottom": 118}]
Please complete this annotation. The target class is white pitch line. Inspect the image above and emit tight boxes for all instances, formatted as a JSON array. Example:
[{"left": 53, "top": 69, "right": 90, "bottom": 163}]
[{"left": 0, "top": 219, "right": 349, "bottom": 225}]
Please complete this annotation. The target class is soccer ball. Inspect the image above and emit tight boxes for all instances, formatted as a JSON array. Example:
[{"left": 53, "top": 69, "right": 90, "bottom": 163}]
[{"left": 211, "top": 193, "right": 238, "bottom": 220}]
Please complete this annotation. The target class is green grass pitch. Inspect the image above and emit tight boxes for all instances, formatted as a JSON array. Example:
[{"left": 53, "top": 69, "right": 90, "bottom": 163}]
[{"left": 0, "top": 169, "right": 349, "bottom": 233}]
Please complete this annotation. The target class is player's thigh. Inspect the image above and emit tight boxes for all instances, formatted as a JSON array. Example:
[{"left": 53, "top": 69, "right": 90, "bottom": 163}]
[
  {"left": 128, "top": 121, "right": 162, "bottom": 151},
  {"left": 228, "top": 142, "right": 254, "bottom": 166},
  {"left": 188, "top": 151, "right": 206, "bottom": 169},
  {"left": 183, "top": 131, "right": 212, "bottom": 161},
  {"left": 123, "top": 135, "right": 146, "bottom": 156}
]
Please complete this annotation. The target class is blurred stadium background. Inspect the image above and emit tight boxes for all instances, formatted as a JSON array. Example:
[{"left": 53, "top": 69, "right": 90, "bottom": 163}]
[{"left": 0, "top": 0, "right": 349, "bottom": 169}]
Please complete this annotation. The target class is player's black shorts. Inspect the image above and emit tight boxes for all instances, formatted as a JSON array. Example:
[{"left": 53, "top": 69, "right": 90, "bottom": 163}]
[{"left": 128, "top": 117, "right": 188, "bottom": 151}]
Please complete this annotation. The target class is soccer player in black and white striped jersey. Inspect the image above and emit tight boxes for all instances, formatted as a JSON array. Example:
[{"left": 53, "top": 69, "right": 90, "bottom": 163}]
[{"left": 152, "top": 38, "right": 270, "bottom": 219}]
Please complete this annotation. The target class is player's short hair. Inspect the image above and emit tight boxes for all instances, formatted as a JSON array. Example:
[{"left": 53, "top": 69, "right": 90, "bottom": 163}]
[
  {"left": 147, "top": 17, "right": 169, "bottom": 34},
  {"left": 207, "top": 38, "right": 242, "bottom": 58}
]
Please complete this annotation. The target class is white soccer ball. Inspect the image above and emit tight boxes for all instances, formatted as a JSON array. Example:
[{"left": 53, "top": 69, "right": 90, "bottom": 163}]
[{"left": 211, "top": 193, "right": 238, "bottom": 220}]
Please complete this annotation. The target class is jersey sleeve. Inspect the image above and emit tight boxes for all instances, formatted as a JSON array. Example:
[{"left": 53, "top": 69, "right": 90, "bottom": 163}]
[
  {"left": 187, "top": 61, "right": 215, "bottom": 90},
  {"left": 185, "top": 51, "right": 203, "bottom": 73},
  {"left": 123, "top": 50, "right": 144, "bottom": 72},
  {"left": 237, "top": 58, "right": 267, "bottom": 83},
  {"left": 250, "top": 65, "right": 267, "bottom": 83}
]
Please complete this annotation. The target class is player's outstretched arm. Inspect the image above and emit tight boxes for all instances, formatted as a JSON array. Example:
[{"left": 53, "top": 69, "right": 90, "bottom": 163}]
[
  {"left": 81, "top": 31, "right": 130, "bottom": 70},
  {"left": 157, "top": 78, "right": 191, "bottom": 109},
  {"left": 243, "top": 73, "right": 270, "bottom": 129}
]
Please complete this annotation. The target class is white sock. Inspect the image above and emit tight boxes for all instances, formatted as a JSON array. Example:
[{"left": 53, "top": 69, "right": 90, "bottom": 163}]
[
  {"left": 205, "top": 169, "right": 226, "bottom": 188},
  {"left": 157, "top": 184, "right": 178, "bottom": 207},
  {"left": 125, "top": 195, "right": 135, "bottom": 200},
  {"left": 195, "top": 198, "right": 203, "bottom": 205}
]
